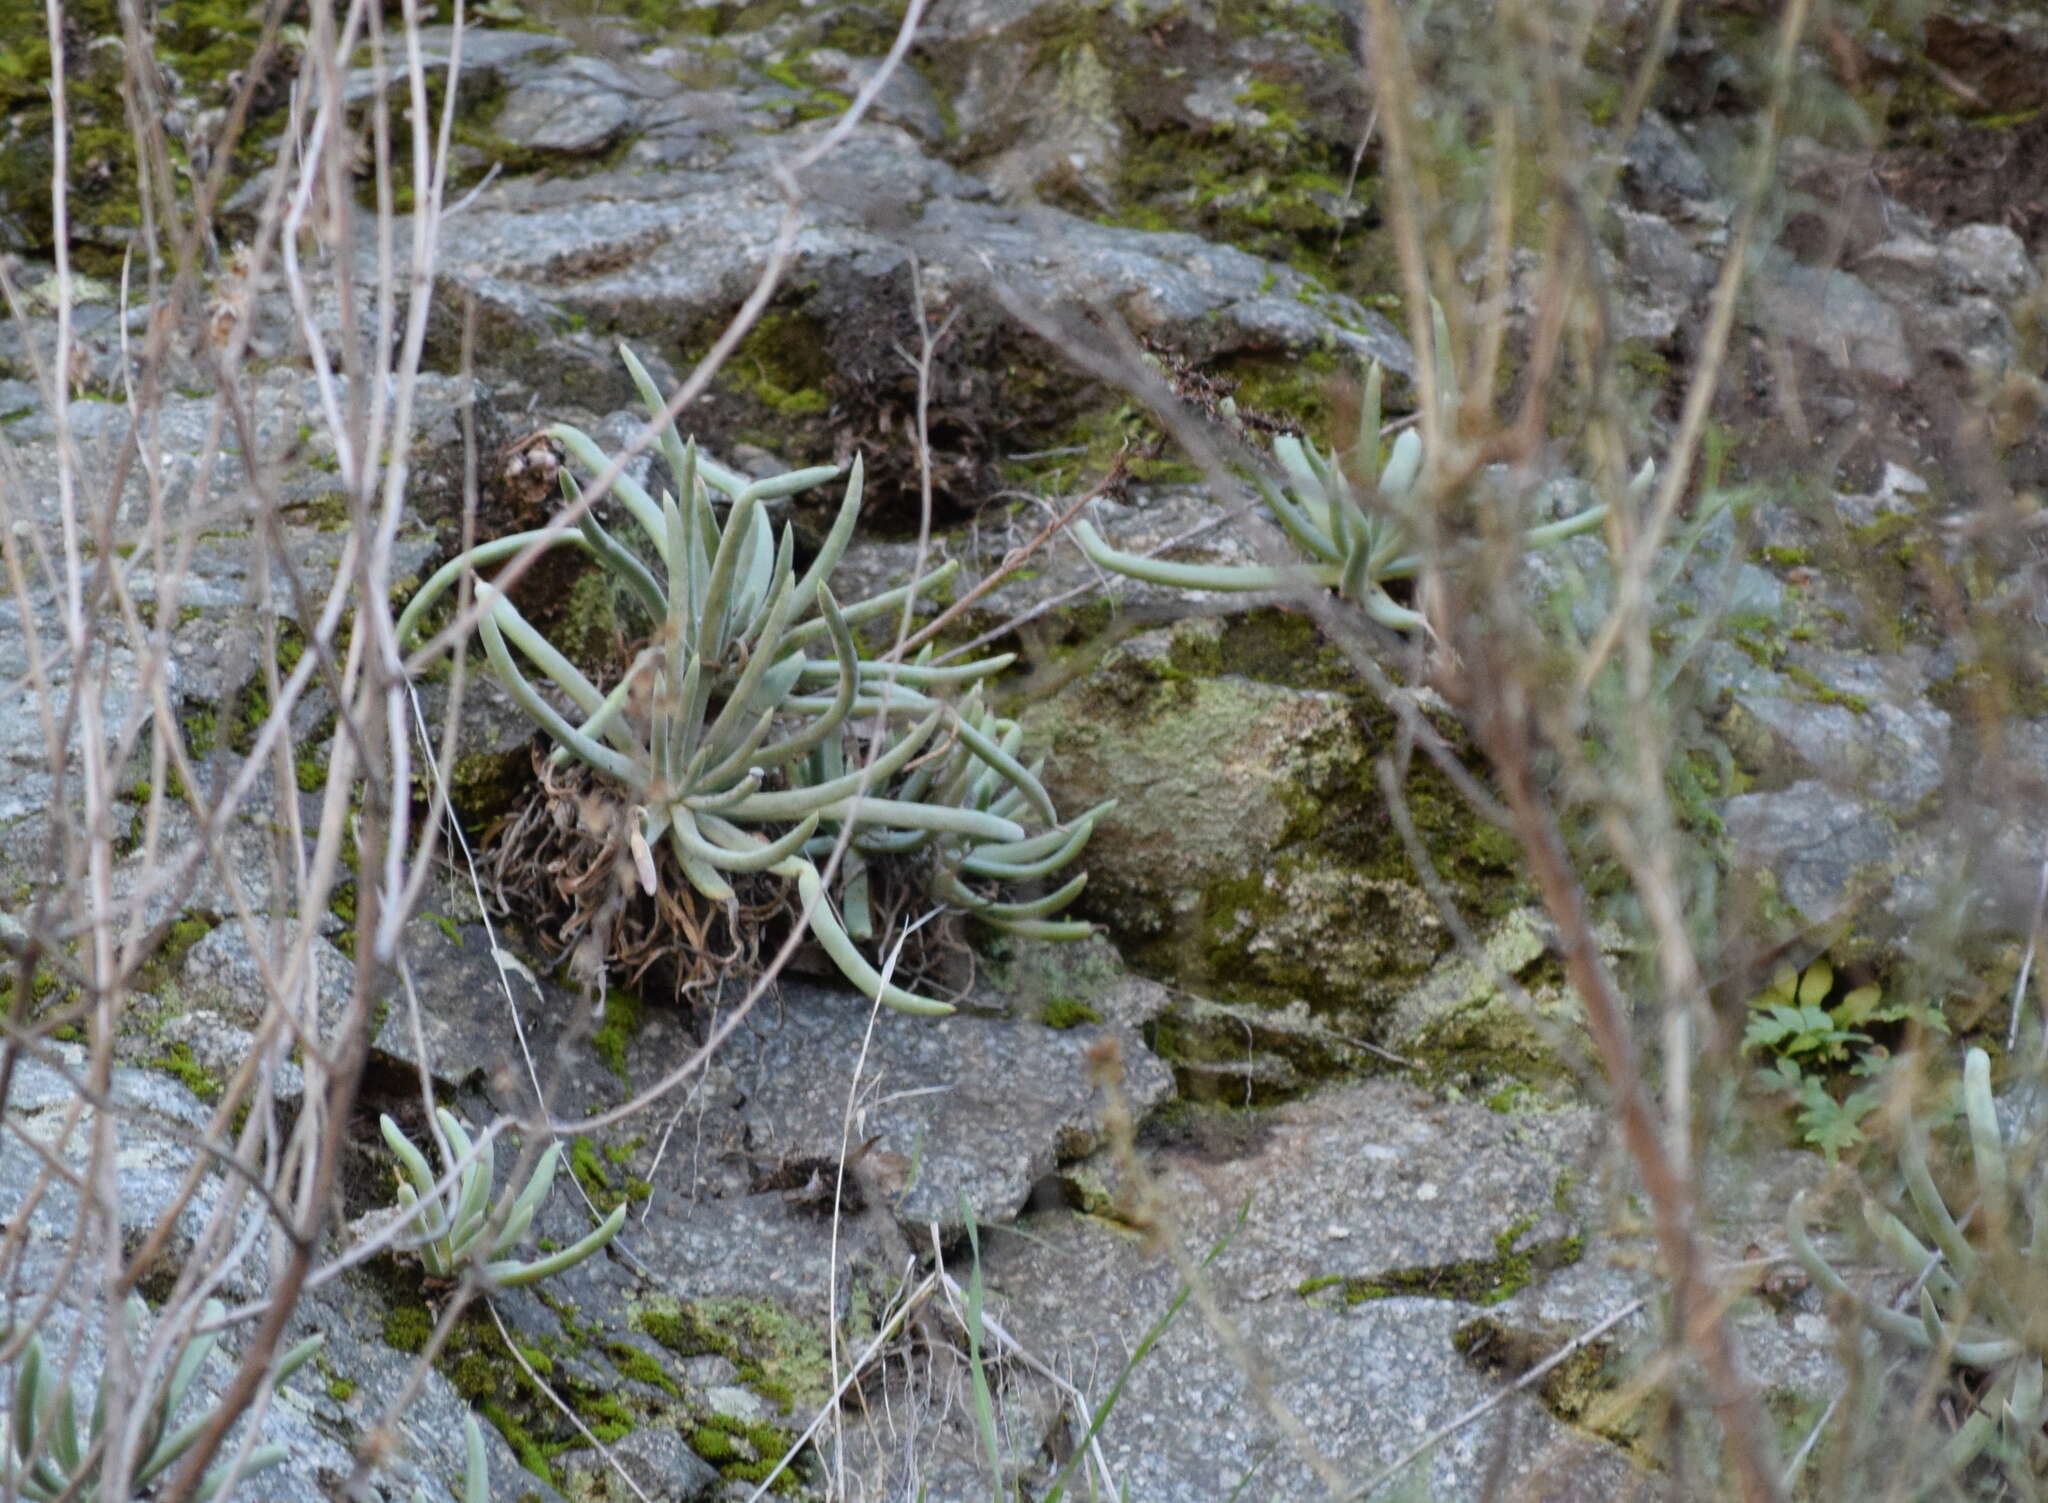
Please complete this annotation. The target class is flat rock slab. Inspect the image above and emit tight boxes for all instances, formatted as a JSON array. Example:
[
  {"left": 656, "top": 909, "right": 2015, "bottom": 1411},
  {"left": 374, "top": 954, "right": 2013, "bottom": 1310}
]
[
  {"left": 946, "top": 1080, "right": 1630, "bottom": 1500},
  {"left": 0, "top": 1047, "right": 546, "bottom": 1503},
  {"left": 434, "top": 116, "right": 1405, "bottom": 380},
  {"left": 723, "top": 980, "right": 1175, "bottom": 1234},
  {"left": 1725, "top": 778, "right": 1899, "bottom": 928},
  {"left": 376, "top": 923, "right": 1175, "bottom": 1239}
]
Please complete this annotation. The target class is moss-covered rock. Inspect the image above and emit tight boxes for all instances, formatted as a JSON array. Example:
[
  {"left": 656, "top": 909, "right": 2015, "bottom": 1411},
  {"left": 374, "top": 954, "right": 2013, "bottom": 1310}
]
[
  {"left": 1382, "top": 906, "right": 1597, "bottom": 1095},
  {"left": 926, "top": 0, "right": 1382, "bottom": 297},
  {"left": 0, "top": 0, "right": 295, "bottom": 267},
  {"left": 633, "top": 1294, "right": 832, "bottom": 1416},
  {"left": 1024, "top": 613, "right": 1523, "bottom": 1043}
]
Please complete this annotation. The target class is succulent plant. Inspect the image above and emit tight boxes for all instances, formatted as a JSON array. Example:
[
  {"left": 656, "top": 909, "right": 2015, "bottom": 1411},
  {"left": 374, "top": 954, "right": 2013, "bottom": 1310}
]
[
  {"left": 380, "top": 1110, "right": 626, "bottom": 1287},
  {"left": 1073, "top": 309, "right": 1638, "bottom": 633},
  {"left": 1790, "top": 1047, "right": 2047, "bottom": 1487},
  {"left": 2, "top": 1296, "right": 321, "bottom": 1502},
  {"left": 399, "top": 346, "right": 1097, "bottom": 1014},
  {"left": 788, "top": 678, "right": 1113, "bottom": 948}
]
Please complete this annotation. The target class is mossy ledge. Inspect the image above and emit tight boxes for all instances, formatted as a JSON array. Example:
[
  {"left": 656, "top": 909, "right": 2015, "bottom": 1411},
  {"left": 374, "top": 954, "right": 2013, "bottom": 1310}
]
[{"left": 369, "top": 1259, "right": 805, "bottom": 1493}]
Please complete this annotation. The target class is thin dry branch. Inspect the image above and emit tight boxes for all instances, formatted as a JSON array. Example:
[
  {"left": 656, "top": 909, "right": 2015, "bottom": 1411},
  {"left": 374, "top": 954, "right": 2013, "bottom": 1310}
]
[{"left": 1465, "top": 658, "right": 1786, "bottom": 1503}]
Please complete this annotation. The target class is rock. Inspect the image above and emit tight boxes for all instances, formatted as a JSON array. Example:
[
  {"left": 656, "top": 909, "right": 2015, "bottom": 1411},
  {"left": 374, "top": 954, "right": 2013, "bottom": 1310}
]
[
  {"left": 408, "top": 674, "right": 546, "bottom": 827},
  {"left": 1848, "top": 221, "right": 2033, "bottom": 374},
  {"left": 1910, "top": 293, "right": 2019, "bottom": 372},
  {"left": 1156, "top": 992, "right": 1380, "bottom": 1104},
  {"left": 924, "top": 0, "right": 1376, "bottom": 273},
  {"left": 1023, "top": 617, "right": 1510, "bottom": 1027},
  {"left": 489, "top": 57, "right": 648, "bottom": 155},
  {"left": 180, "top": 920, "right": 357, "bottom": 1025},
  {"left": 1623, "top": 110, "right": 1722, "bottom": 217},
  {"left": 1493, "top": 1141, "right": 1847, "bottom": 1451},
  {"left": 0, "top": 1050, "right": 516, "bottom": 1503},
  {"left": 1855, "top": 233, "right": 1953, "bottom": 301},
  {"left": 437, "top": 117, "right": 1403, "bottom": 368},
  {"left": 1832, "top": 460, "right": 1929, "bottom": 529},
  {"left": 1749, "top": 257, "right": 1912, "bottom": 383},
  {"left": 720, "top": 976, "right": 1174, "bottom": 1234},
  {"left": 1383, "top": 907, "right": 1598, "bottom": 1092},
  {"left": 342, "top": 25, "right": 569, "bottom": 107},
  {"left": 1029, "top": 622, "right": 1364, "bottom": 950},
  {"left": 886, "top": 1078, "right": 1619, "bottom": 1501},
  {"left": 6, "top": 0, "right": 2032, "bottom": 1492},
  {"left": 300, "top": 1269, "right": 572, "bottom": 1503},
  {"left": 1943, "top": 222, "right": 2039, "bottom": 299},
  {"left": 1724, "top": 779, "right": 1898, "bottom": 929},
  {"left": 964, "top": 930, "right": 1173, "bottom": 1030},
  {"left": 1719, "top": 647, "right": 1952, "bottom": 809},
  {"left": 382, "top": 915, "right": 1176, "bottom": 1225},
  {"left": 162, "top": 922, "right": 357, "bottom": 1100},
  {"left": 554, "top": 1425, "right": 720, "bottom": 1501},
  {"left": 369, "top": 917, "right": 577, "bottom": 1092},
  {"left": 1856, "top": 221, "right": 2037, "bottom": 307},
  {"left": 0, "top": 588, "right": 147, "bottom": 834},
  {"left": 0, "top": 1044, "right": 258, "bottom": 1294},
  {"left": 1923, "top": 9, "right": 2048, "bottom": 115},
  {"left": 1615, "top": 206, "right": 1714, "bottom": 340},
  {"left": 802, "top": 49, "right": 950, "bottom": 146},
  {"left": 1776, "top": 136, "right": 1936, "bottom": 260},
  {"left": 977, "top": 39, "right": 1126, "bottom": 209}
]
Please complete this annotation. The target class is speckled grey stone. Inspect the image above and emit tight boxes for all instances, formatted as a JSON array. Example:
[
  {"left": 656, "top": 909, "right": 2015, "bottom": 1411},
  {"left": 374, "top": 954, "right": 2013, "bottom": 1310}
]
[
  {"left": 1750, "top": 257, "right": 1912, "bottom": 382},
  {"left": 720, "top": 977, "right": 1173, "bottom": 1235},
  {"left": 1724, "top": 779, "right": 1898, "bottom": 926},
  {"left": 490, "top": 57, "right": 649, "bottom": 155},
  {"left": 834, "top": 1079, "right": 1626, "bottom": 1501},
  {"left": 1722, "top": 649, "right": 1951, "bottom": 808}
]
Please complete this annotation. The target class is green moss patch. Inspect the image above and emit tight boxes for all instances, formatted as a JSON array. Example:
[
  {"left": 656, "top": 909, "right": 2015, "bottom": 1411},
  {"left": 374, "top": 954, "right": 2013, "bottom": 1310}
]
[
  {"left": 569, "top": 1134, "right": 652, "bottom": 1212},
  {"left": 375, "top": 1270, "right": 695, "bottom": 1492},
  {"left": 1041, "top": 995, "right": 1101, "bottom": 1029},
  {"left": 688, "top": 307, "right": 836, "bottom": 452},
  {"left": 634, "top": 1294, "right": 832, "bottom": 1414},
  {"left": 153, "top": 1040, "right": 223, "bottom": 1104},
  {"left": 1295, "top": 1215, "right": 1582, "bottom": 1308},
  {"left": 590, "top": 989, "right": 644, "bottom": 1085},
  {"left": 688, "top": 1413, "right": 803, "bottom": 1490},
  {"left": 0, "top": 0, "right": 296, "bottom": 268}
]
